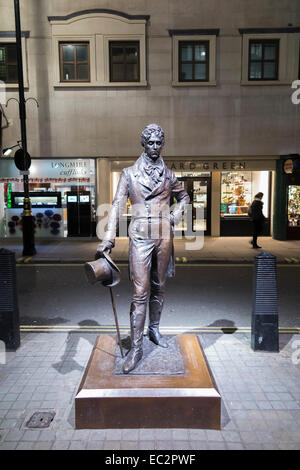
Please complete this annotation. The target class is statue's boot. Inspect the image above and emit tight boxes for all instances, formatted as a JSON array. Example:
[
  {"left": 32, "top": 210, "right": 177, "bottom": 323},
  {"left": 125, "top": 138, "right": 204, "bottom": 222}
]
[
  {"left": 123, "top": 305, "right": 145, "bottom": 374},
  {"left": 148, "top": 299, "right": 168, "bottom": 348}
]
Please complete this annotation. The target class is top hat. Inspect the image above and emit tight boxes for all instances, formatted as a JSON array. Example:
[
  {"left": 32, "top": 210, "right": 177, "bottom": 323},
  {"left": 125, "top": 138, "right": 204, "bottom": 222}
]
[{"left": 84, "top": 251, "right": 120, "bottom": 287}]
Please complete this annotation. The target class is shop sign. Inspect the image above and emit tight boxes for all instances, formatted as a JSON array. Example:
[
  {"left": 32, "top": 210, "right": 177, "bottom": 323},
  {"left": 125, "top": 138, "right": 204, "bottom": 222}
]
[
  {"left": 166, "top": 159, "right": 276, "bottom": 172},
  {"left": 167, "top": 160, "right": 247, "bottom": 171},
  {"left": 0, "top": 158, "right": 91, "bottom": 180}
]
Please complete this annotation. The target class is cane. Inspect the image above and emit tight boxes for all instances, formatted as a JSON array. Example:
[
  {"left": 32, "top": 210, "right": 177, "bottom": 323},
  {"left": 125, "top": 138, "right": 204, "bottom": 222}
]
[{"left": 109, "top": 287, "right": 124, "bottom": 358}]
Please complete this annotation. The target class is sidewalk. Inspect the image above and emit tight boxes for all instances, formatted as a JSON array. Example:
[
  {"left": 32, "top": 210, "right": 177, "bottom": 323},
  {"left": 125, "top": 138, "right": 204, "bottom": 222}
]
[
  {"left": 0, "top": 331, "right": 300, "bottom": 450},
  {"left": 1, "top": 236, "right": 300, "bottom": 264}
]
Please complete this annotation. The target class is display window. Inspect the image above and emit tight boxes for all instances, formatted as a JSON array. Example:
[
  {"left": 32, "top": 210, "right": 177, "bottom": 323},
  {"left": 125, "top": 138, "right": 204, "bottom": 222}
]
[
  {"left": 287, "top": 185, "right": 300, "bottom": 227},
  {"left": 0, "top": 158, "right": 96, "bottom": 238},
  {"left": 221, "top": 171, "right": 269, "bottom": 218}
]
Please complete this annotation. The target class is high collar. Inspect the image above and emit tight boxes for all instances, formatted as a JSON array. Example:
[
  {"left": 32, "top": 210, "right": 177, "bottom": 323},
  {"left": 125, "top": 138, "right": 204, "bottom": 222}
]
[{"left": 141, "top": 152, "right": 164, "bottom": 169}]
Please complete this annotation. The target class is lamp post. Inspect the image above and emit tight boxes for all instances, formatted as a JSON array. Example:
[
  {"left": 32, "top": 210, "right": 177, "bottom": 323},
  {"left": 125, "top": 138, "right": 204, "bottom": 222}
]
[{"left": 14, "top": 0, "right": 36, "bottom": 256}]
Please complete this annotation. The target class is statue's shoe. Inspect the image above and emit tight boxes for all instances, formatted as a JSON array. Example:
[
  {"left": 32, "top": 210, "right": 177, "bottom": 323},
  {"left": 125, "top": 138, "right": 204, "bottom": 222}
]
[
  {"left": 122, "top": 348, "right": 143, "bottom": 374},
  {"left": 148, "top": 327, "right": 168, "bottom": 348}
]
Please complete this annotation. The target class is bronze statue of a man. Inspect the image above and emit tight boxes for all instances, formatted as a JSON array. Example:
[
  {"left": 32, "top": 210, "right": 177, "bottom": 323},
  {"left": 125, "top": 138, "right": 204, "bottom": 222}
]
[{"left": 96, "top": 124, "right": 190, "bottom": 373}]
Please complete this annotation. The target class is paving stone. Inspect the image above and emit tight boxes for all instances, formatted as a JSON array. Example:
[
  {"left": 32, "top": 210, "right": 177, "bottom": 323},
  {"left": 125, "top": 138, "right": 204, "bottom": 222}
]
[
  {"left": 86, "top": 441, "right": 104, "bottom": 450},
  {"left": 208, "top": 441, "right": 227, "bottom": 450},
  {"left": 172, "top": 429, "right": 189, "bottom": 440},
  {"left": 139, "top": 440, "right": 155, "bottom": 450},
  {"left": 16, "top": 441, "right": 35, "bottom": 450},
  {"left": 120, "top": 441, "right": 139, "bottom": 450},
  {"left": 90, "top": 429, "right": 106, "bottom": 440},
  {"left": 69, "top": 441, "right": 87, "bottom": 450},
  {"left": 103, "top": 440, "right": 121, "bottom": 450},
  {"left": 190, "top": 441, "right": 208, "bottom": 450},
  {"left": 188, "top": 429, "right": 206, "bottom": 440},
  {"left": 0, "top": 442, "right": 18, "bottom": 450},
  {"left": 33, "top": 441, "right": 53, "bottom": 450},
  {"left": 52, "top": 440, "right": 70, "bottom": 450}
]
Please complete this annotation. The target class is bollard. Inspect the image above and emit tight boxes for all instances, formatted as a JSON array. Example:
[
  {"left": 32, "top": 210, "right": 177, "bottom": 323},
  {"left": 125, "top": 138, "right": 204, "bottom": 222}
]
[
  {"left": 251, "top": 251, "right": 279, "bottom": 352},
  {"left": 0, "top": 248, "right": 20, "bottom": 350}
]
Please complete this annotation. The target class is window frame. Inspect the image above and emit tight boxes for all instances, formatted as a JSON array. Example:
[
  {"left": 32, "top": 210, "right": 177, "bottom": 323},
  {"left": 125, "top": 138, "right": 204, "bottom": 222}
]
[
  {"left": 0, "top": 42, "right": 18, "bottom": 83},
  {"left": 178, "top": 40, "right": 209, "bottom": 82},
  {"left": 109, "top": 40, "right": 140, "bottom": 83},
  {"left": 0, "top": 36, "right": 29, "bottom": 88},
  {"left": 171, "top": 34, "right": 217, "bottom": 87},
  {"left": 240, "top": 32, "right": 295, "bottom": 86},
  {"left": 49, "top": 12, "right": 148, "bottom": 88},
  {"left": 59, "top": 41, "right": 90, "bottom": 83},
  {"left": 248, "top": 38, "right": 279, "bottom": 81}
]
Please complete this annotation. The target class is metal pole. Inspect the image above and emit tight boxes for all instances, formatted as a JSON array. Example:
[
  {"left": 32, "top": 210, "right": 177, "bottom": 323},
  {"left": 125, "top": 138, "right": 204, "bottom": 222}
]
[
  {"left": 109, "top": 287, "right": 124, "bottom": 358},
  {"left": 14, "top": 0, "right": 36, "bottom": 256}
]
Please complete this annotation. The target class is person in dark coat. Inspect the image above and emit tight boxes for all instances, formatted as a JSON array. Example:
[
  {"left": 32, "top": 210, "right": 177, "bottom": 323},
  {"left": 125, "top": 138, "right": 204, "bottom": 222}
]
[
  {"left": 95, "top": 124, "right": 190, "bottom": 373},
  {"left": 249, "top": 192, "right": 266, "bottom": 249}
]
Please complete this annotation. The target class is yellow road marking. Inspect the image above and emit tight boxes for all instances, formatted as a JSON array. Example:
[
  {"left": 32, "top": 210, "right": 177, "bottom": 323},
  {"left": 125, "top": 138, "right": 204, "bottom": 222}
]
[{"left": 19, "top": 325, "right": 300, "bottom": 334}]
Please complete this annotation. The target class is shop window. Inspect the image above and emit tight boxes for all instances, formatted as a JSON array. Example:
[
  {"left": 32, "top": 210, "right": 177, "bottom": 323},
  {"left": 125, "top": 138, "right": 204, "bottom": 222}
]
[
  {"left": 248, "top": 39, "right": 279, "bottom": 81},
  {"left": 109, "top": 41, "right": 140, "bottom": 82},
  {"left": 178, "top": 41, "right": 209, "bottom": 82},
  {"left": 220, "top": 171, "right": 269, "bottom": 218},
  {"left": 288, "top": 185, "right": 300, "bottom": 227},
  {"left": 0, "top": 43, "right": 18, "bottom": 83},
  {"left": 59, "top": 42, "right": 90, "bottom": 82}
]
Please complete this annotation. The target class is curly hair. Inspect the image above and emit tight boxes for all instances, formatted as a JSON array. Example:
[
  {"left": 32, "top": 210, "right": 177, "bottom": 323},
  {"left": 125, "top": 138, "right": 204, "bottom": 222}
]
[{"left": 141, "top": 123, "right": 165, "bottom": 148}]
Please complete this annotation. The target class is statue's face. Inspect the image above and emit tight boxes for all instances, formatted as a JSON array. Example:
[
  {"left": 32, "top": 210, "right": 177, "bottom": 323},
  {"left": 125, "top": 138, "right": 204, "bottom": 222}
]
[{"left": 144, "top": 132, "right": 163, "bottom": 160}]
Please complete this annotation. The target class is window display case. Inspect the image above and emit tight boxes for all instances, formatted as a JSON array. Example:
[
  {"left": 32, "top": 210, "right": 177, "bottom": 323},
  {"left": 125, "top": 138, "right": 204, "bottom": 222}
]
[
  {"left": 220, "top": 170, "right": 270, "bottom": 236},
  {"left": 287, "top": 185, "right": 300, "bottom": 227},
  {"left": 221, "top": 172, "right": 252, "bottom": 217}
]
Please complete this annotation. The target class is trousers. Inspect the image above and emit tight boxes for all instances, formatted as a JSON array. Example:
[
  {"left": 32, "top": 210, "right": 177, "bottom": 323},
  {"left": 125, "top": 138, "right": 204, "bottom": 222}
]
[{"left": 128, "top": 218, "right": 173, "bottom": 348}]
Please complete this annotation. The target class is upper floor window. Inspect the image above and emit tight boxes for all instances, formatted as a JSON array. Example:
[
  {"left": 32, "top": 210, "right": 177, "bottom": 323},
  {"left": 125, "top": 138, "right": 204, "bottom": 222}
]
[
  {"left": 248, "top": 39, "right": 279, "bottom": 80},
  {"left": 0, "top": 43, "right": 18, "bottom": 83},
  {"left": 109, "top": 41, "right": 140, "bottom": 82},
  {"left": 179, "top": 41, "right": 209, "bottom": 82},
  {"left": 59, "top": 42, "right": 90, "bottom": 82}
]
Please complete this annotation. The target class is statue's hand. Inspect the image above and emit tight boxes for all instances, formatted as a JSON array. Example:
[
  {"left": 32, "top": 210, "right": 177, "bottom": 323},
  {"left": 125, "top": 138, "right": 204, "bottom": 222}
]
[{"left": 95, "top": 241, "right": 113, "bottom": 260}]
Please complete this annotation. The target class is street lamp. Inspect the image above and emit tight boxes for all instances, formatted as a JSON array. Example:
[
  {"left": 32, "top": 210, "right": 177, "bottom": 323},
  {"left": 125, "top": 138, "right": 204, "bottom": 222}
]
[
  {"left": 10, "top": 0, "right": 36, "bottom": 256},
  {"left": 2, "top": 141, "right": 21, "bottom": 157}
]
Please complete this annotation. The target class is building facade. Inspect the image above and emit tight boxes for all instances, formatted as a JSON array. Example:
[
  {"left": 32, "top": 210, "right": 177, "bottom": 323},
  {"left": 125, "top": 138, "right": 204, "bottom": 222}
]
[{"left": 0, "top": 0, "right": 300, "bottom": 239}]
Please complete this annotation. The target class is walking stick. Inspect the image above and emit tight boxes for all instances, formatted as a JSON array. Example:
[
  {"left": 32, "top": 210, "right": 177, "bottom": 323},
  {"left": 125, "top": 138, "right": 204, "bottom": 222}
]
[{"left": 109, "top": 287, "right": 124, "bottom": 358}]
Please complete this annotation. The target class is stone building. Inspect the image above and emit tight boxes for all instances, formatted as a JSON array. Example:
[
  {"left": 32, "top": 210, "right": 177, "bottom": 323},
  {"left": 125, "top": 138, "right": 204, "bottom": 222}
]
[{"left": 0, "top": 0, "right": 300, "bottom": 240}]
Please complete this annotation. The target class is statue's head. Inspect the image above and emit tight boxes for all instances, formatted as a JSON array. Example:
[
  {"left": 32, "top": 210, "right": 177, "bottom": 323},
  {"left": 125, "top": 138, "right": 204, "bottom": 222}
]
[{"left": 141, "top": 123, "right": 165, "bottom": 160}]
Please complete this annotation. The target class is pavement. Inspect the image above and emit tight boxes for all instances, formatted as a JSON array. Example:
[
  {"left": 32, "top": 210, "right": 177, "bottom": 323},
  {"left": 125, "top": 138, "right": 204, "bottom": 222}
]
[
  {"left": 0, "top": 331, "right": 300, "bottom": 450},
  {"left": 0, "top": 235, "right": 300, "bottom": 451},
  {"left": 0, "top": 235, "right": 300, "bottom": 264}
]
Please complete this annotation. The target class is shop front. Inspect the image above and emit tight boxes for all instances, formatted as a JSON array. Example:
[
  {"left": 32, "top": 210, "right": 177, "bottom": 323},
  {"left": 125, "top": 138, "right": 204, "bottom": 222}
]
[
  {"left": 0, "top": 158, "right": 96, "bottom": 238},
  {"left": 107, "top": 156, "right": 277, "bottom": 238},
  {"left": 273, "top": 156, "right": 300, "bottom": 240}
]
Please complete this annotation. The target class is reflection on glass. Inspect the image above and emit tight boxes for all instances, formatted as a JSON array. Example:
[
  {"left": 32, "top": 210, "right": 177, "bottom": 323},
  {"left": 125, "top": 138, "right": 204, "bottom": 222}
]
[
  {"left": 77, "top": 63, "right": 89, "bottom": 80},
  {"left": 195, "top": 44, "right": 206, "bottom": 61},
  {"left": 181, "top": 63, "right": 193, "bottom": 80},
  {"left": 62, "top": 45, "right": 74, "bottom": 61},
  {"left": 264, "top": 45, "right": 276, "bottom": 60},
  {"left": 250, "top": 43, "right": 262, "bottom": 60},
  {"left": 181, "top": 45, "right": 193, "bottom": 61},
  {"left": 76, "top": 45, "right": 88, "bottom": 62},
  {"left": 250, "top": 62, "right": 261, "bottom": 79},
  {"left": 263, "top": 62, "right": 276, "bottom": 79},
  {"left": 194, "top": 63, "right": 206, "bottom": 80}
]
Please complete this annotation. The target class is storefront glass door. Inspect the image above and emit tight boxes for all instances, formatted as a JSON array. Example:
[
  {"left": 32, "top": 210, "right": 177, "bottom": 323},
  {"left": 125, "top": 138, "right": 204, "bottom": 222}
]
[{"left": 176, "top": 177, "right": 211, "bottom": 235}]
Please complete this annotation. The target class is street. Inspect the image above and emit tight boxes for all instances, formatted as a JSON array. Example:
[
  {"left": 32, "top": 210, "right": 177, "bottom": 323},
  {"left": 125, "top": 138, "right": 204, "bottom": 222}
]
[{"left": 16, "top": 264, "right": 300, "bottom": 329}]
